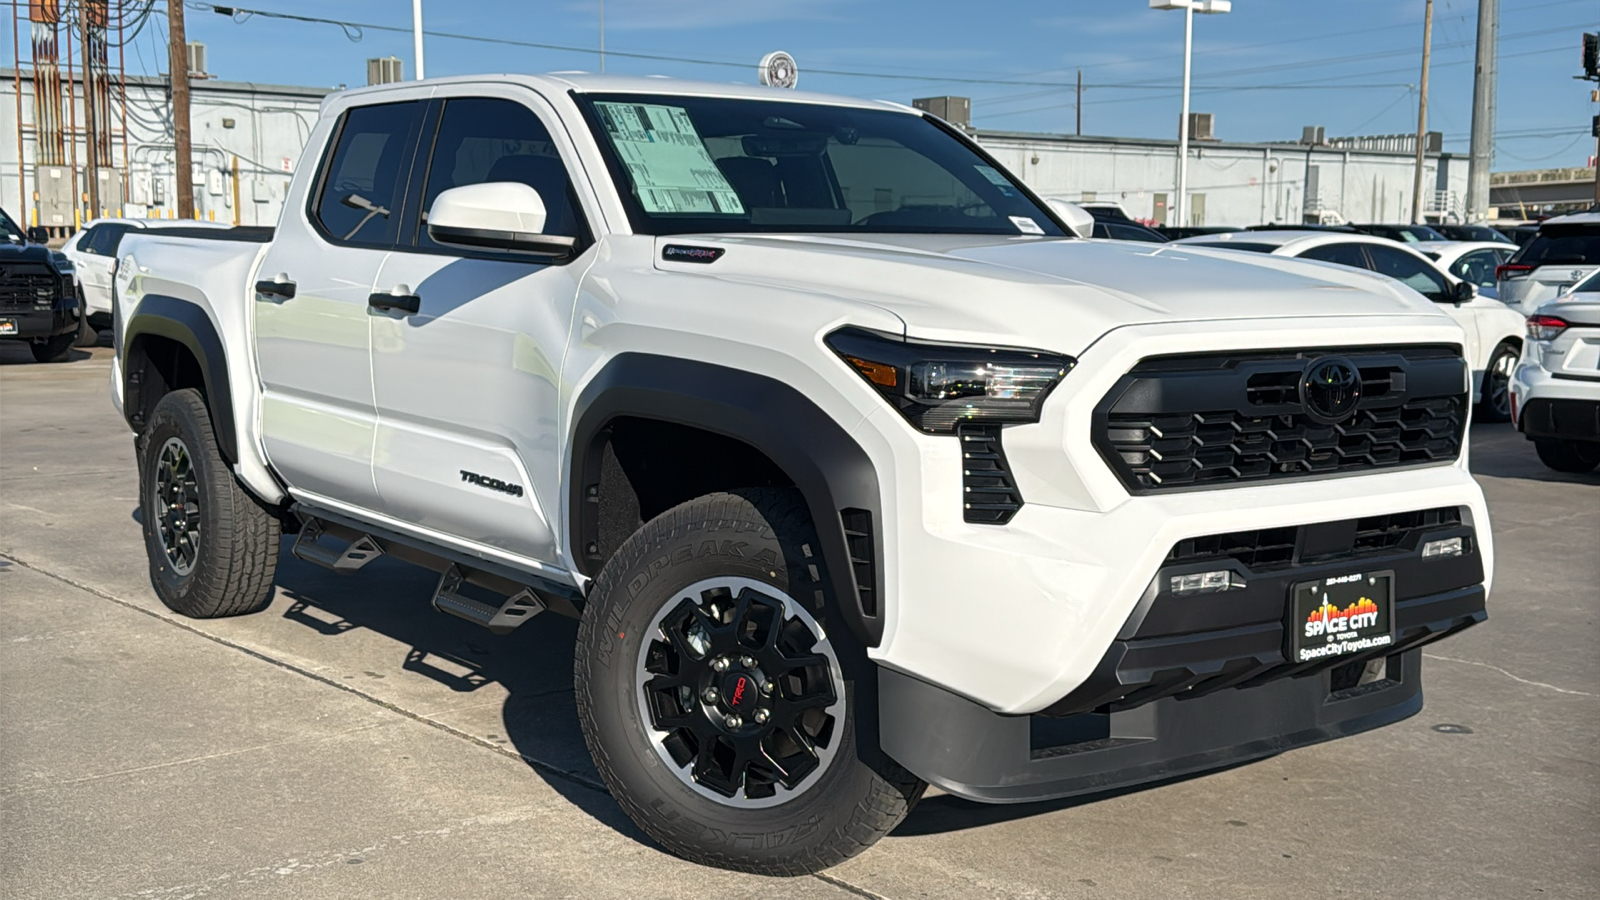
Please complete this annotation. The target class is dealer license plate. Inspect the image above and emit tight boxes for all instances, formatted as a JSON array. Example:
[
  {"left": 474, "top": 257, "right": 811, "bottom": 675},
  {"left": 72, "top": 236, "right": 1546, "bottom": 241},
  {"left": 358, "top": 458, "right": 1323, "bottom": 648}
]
[
  {"left": 1289, "top": 571, "right": 1394, "bottom": 664},
  {"left": 0, "top": 318, "right": 16, "bottom": 336}
]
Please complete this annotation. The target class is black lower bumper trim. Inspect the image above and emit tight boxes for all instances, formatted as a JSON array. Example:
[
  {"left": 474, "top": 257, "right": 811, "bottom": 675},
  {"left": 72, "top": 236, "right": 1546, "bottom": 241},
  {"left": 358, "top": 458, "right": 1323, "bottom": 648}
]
[
  {"left": 1520, "top": 398, "right": 1600, "bottom": 443},
  {"left": 880, "top": 649, "right": 1427, "bottom": 804},
  {"left": 0, "top": 306, "right": 78, "bottom": 339}
]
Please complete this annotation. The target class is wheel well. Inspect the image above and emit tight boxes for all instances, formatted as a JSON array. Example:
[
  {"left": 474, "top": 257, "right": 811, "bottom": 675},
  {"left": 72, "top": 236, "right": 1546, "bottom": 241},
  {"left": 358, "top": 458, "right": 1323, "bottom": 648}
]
[
  {"left": 125, "top": 333, "right": 207, "bottom": 434},
  {"left": 580, "top": 416, "right": 795, "bottom": 574}
]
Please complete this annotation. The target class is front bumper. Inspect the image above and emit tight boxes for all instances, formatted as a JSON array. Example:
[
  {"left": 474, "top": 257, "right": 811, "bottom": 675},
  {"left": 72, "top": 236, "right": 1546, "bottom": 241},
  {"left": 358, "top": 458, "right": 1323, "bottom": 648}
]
[
  {"left": 861, "top": 316, "right": 1490, "bottom": 715},
  {"left": 0, "top": 300, "right": 81, "bottom": 339}
]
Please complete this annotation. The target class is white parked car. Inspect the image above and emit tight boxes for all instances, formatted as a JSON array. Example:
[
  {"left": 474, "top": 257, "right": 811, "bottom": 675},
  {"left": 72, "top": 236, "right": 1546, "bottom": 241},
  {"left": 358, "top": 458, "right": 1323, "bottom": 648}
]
[
  {"left": 1412, "top": 240, "right": 1516, "bottom": 300},
  {"left": 1496, "top": 212, "right": 1600, "bottom": 314},
  {"left": 111, "top": 74, "right": 1492, "bottom": 873},
  {"left": 1511, "top": 271, "right": 1600, "bottom": 472},
  {"left": 60, "top": 218, "right": 231, "bottom": 326},
  {"left": 1174, "top": 230, "right": 1527, "bottom": 421}
]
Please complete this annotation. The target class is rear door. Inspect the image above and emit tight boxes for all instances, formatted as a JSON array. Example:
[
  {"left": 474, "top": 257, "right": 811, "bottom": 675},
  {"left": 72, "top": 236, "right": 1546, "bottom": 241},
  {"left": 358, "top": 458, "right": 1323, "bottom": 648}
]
[
  {"left": 366, "top": 88, "right": 594, "bottom": 566},
  {"left": 255, "top": 96, "right": 427, "bottom": 509}
]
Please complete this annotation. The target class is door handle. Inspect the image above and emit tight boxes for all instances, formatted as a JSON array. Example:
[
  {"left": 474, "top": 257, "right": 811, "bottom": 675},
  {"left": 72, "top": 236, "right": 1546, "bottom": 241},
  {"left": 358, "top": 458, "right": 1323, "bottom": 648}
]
[
  {"left": 255, "top": 274, "right": 296, "bottom": 300},
  {"left": 369, "top": 288, "right": 421, "bottom": 315}
]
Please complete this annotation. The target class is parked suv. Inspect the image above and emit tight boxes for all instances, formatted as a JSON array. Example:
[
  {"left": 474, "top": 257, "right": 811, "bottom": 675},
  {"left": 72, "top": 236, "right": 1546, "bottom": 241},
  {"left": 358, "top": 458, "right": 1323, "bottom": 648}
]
[
  {"left": 1512, "top": 271, "right": 1600, "bottom": 473},
  {"left": 112, "top": 74, "right": 1492, "bottom": 874},
  {"left": 1497, "top": 212, "right": 1600, "bottom": 313},
  {"left": 0, "top": 206, "right": 86, "bottom": 362}
]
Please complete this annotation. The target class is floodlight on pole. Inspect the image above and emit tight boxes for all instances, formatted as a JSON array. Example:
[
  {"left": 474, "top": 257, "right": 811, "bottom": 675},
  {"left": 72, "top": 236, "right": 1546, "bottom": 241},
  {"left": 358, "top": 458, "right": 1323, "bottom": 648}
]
[{"left": 1151, "top": 0, "right": 1230, "bottom": 229}]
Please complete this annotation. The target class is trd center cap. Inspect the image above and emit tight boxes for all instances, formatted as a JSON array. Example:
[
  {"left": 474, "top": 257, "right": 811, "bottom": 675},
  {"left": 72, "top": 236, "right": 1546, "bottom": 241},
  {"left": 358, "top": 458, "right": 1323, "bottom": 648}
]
[{"left": 722, "top": 673, "right": 758, "bottom": 714}]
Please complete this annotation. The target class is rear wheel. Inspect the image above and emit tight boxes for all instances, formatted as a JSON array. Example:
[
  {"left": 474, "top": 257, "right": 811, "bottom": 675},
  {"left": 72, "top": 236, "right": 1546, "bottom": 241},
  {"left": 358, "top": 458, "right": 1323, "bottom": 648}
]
[
  {"left": 575, "top": 489, "right": 923, "bottom": 875},
  {"left": 1476, "top": 342, "right": 1517, "bottom": 423},
  {"left": 138, "top": 388, "right": 280, "bottom": 617},
  {"left": 1534, "top": 438, "right": 1600, "bottom": 474}
]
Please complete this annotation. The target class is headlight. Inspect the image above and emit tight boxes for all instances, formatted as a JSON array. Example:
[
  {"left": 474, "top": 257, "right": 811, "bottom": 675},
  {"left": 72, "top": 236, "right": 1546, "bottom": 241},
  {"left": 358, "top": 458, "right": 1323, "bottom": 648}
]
[
  {"left": 1526, "top": 315, "right": 1568, "bottom": 341},
  {"left": 825, "top": 327, "right": 1074, "bottom": 434}
]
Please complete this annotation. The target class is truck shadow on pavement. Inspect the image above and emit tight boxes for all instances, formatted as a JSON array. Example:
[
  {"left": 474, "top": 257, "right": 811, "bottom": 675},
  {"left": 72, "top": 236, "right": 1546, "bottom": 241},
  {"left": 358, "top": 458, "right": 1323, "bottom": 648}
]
[{"left": 263, "top": 538, "right": 1119, "bottom": 846}]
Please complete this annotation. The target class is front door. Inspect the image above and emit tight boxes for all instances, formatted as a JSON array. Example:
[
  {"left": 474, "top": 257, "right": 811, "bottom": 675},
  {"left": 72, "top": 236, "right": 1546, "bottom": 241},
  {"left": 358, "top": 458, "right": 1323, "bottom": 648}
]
[
  {"left": 255, "top": 98, "right": 426, "bottom": 509},
  {"left": 368, "top": 91, "right": 593, "bottom": 568}
]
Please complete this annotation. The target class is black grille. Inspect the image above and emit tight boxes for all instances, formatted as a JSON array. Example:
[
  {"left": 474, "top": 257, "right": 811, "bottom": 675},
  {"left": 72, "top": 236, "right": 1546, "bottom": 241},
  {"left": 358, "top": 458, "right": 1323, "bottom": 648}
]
[
  {"left": 1095, "top": 346, "right": 1468, "bottom": 493},
  {"left": 959, "top": 425, "right": 1023, "bottom": 525},
  {"left": 0, "top": 271, "right": 58, "bottom": 312},
  {"left": 1165, "top": 506, "right": 1464, "bottom": 572}
]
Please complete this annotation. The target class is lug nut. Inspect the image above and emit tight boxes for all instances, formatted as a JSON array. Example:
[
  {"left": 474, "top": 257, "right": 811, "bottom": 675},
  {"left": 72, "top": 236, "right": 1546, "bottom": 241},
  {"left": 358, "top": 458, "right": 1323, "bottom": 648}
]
[
  {"left": 724, "top": 714, "right": 742, "bottom": 729},
  {"left": 702, "top": 687, "right": 719, "bottom": 703},
  {"left": 753, "top": 708, "right": 769, "bottom": 724},
  {"left": 761, "top": 680, "right": 774, "bottom": 694},
  {"left": 711, "top": 657, "right": 730, "bottom": 672},
  {"left": 740, "top": 656, "right": 756, "bottom": 668}
]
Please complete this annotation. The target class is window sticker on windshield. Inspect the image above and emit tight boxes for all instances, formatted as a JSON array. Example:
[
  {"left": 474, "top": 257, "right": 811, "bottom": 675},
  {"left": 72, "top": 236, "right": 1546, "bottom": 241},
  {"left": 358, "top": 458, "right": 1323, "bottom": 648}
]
[
  {"left": 594, "top": 102, "right": 746, "bottom": 215},
  {"left": 975, "top": 164, "right": 1017, "bottom": 197},
  {"left": 1010, "top": 216, "right": 1045, "bottom": 235}
]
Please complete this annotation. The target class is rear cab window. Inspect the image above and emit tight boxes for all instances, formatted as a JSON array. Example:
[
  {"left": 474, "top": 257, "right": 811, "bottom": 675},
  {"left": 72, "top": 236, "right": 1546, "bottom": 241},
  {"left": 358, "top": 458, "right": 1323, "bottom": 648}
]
[{"left": 311, "top": 101, "right": 426, "bottom": 247}]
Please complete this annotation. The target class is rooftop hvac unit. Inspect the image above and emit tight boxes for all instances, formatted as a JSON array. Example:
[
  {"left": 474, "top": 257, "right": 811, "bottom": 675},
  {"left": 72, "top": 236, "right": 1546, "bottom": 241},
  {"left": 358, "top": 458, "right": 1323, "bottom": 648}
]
[
  {"left": 1301, "top": 125, "right": 1326, "bottom": 145},
  {"left": 913, "top": 96, "right": 971, "bottom": 128},
  {"left": 368, "top": 56, "right": 404, "bottom": 86},
  {"left": 186, "top": 42, "right": 207, "bottom": 78},
  {"left": 1188, "top": 112, "right": 1215, "bottom": 141}
]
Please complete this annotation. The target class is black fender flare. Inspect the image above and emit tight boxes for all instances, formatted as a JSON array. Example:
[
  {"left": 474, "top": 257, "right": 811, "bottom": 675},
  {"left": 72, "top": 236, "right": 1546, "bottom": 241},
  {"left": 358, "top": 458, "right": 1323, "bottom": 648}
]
[
  {"left": 123, "top": 294, "right": 238, "bottom": 464},
  {"left": 569, "top": 353, "right": 885, "bottom": 646}
]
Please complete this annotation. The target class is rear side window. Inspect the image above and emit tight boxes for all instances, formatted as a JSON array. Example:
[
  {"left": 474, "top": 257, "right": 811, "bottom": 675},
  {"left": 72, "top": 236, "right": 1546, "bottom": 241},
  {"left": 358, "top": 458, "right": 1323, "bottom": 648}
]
[
  {"left": 1298, "top": 242, "right": 1370, "bottom": 269},
  {"left": 1362, "top": 244, "right": 1449, "bottom": 301},
  {"left": 1513, "top": 226, "right": 1600, "bottom": 266},
  {"left": 313, "top": 101, "right": 425, "bottom": 246},
  {"left": 415, "top": 97, "right": 584, "bottom": 251},
  {"left": 1449, "top": 249, "right": 1504, "bottom": 288}
]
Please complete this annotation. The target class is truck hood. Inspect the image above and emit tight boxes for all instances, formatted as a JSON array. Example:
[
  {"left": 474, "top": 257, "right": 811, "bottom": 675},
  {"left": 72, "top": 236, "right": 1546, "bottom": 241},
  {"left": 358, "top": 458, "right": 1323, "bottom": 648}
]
[{"left": 655, "top": 233, "right": 1442, "bottom": 353}]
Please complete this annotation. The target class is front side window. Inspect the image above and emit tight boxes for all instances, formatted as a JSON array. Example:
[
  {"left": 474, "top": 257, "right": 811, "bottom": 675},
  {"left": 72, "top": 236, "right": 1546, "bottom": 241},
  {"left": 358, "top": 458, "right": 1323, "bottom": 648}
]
[
  {"left": 416, "top": 97, "right": 583, "bottom": 251},
  {"left": 578, "top": 94, "right": 1065, "bottom": 237},
  {"left": 312, "top": 101, "right": 424, "bottom": 246},
  {"left": 1450, "top": 249, "right": 1501, "bottom": 289},
  {"left": 1363, "top": 245, "right": 1449, "bottom": 300},
  {"left": 1, "top": 208, "right": 26, "bottom": 243}
]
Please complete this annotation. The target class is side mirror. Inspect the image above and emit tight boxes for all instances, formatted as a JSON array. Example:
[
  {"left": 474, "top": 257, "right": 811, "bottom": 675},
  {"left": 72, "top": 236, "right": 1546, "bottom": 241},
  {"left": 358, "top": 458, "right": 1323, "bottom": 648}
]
[
  {"left": 427, "top": 182, "right": 577, "bottom": 258},
  {"left": 1043, "top": 198, "right": 1095, "bottom": 239},
  {"left": 25, "top": 226, "right": 49, "bottom": 244},
  {"left": 1451, "top": 280, "right": 1477, "bottom": 304}
]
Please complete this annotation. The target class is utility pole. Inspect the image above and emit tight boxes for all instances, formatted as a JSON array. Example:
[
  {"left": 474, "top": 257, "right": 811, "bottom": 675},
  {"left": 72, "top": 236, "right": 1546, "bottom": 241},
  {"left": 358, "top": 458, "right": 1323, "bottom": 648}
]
[
  {"left": 168, "top": 0, "right": 193, "bottom": 219},
  {"left": 412, "top": 0, "right": 425, "bottom": 79},
  {"left": 1464, "top": 0, "right": 1497, "bottom": 223},
  {"left": 81, "top": 4, "right": 98, "bottom": 221},
  {"left": 1075, "top": 68, "right": 1082, "bottom": 136},
  {"left": 1410, "top": 0, "right": 1434, "bottom": 225}
]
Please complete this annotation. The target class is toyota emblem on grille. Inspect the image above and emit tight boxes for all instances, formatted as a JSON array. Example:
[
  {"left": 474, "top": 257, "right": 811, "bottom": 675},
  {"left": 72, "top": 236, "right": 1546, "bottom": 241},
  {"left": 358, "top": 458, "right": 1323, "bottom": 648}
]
[{"left": 1300, "top": 357, "right": 1361, "bottom": 423}]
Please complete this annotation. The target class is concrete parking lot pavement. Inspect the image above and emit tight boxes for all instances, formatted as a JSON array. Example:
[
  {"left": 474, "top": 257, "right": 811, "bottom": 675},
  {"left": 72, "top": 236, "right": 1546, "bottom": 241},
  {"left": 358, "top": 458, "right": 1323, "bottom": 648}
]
[{"left": 3, "top": 344, "right": 1597, "bottom": 899}]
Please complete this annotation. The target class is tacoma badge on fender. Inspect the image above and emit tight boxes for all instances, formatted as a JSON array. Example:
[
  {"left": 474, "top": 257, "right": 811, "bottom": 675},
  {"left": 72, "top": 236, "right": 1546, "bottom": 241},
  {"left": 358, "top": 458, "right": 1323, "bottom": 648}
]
[{"left": 460, "top": 470, "right": 524, "bottom": 497}]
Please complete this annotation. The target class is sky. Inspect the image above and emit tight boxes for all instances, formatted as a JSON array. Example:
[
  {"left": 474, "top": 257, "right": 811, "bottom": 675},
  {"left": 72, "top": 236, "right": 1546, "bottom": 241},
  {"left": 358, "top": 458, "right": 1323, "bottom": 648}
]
[{"left": 79, "top": 0, "right": 1600, "bottom": 169}]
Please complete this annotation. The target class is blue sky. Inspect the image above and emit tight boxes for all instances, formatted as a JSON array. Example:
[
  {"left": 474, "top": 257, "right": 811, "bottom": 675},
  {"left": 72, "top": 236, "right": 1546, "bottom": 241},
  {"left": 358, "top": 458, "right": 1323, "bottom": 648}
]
[{"left": 105, "top": 0, "right": 1600, "bottom": 169}]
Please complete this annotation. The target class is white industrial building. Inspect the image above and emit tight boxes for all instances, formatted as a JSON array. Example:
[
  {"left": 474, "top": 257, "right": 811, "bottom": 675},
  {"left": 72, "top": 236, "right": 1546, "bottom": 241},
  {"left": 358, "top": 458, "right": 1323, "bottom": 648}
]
[
  {"left": 0, "top": 68, "right": 328, "bottom": 230},
  {"left": 974, "top": 128, "right": 1468, "bottom": 228}
]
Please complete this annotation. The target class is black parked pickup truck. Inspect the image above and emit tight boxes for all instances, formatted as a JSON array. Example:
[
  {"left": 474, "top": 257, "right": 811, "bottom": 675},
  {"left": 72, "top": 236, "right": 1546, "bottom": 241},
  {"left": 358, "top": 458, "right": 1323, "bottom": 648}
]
[{"left": 1, "top": 207, "right": 85, "bottom": 362}]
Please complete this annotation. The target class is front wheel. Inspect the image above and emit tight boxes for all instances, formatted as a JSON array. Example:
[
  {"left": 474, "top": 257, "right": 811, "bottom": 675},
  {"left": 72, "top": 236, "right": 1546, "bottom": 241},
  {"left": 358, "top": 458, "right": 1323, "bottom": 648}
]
[
  {"left": 1476, "top": 342, "right": 1517, "bottom": 423},
  {"left": 575, "top": 489, "right": 923, "bottom": 875},
  {"left": 1534, "top": 438, "right": 1600, "bottom": 474}
]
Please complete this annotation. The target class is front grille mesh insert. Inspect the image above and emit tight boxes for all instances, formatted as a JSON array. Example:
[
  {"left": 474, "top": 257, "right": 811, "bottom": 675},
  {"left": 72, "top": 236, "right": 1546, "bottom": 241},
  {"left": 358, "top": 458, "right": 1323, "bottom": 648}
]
[
  {"left": 1095, "top": 346, "right": 1468, "bottom": 493},
  {"left": 1165, "top": 506, "right": 1464, "bottom": 572}
]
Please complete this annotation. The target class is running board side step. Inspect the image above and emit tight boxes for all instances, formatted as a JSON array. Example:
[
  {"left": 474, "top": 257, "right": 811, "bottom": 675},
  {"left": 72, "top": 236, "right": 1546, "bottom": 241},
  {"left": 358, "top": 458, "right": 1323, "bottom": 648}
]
[
  {"left": 432, "top": 565, "right": 547, "bottom": 634},
  {"left": 292, "top": 520, "right": 384, "bottom": 573}
]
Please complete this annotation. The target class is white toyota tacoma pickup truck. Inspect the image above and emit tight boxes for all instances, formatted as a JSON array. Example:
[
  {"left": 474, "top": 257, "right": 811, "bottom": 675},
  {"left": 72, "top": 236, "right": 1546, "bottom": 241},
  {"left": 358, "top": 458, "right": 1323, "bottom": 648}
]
[{"left": 112, "top": 74, "right": 1492, "bottom": 874}]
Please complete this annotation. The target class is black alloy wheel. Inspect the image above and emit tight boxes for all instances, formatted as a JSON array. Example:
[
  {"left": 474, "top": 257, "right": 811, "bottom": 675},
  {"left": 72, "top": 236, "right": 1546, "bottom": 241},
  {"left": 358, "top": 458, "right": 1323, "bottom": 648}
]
[
  {"left": 153, "top": 436, "right": 202, "bottom": 576},
  {"left": 637, "top": 576, "right": 846, "bottom": 806}
]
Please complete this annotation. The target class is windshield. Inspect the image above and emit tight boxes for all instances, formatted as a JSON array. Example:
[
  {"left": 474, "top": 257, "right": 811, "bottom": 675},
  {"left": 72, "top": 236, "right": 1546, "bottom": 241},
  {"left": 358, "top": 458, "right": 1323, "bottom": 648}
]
[
  {"left": 0, "top": 207, "right": 25, "bottom": 243},
  {"left": 578, "top": 94, "right": 1065, "bottom": 237}
]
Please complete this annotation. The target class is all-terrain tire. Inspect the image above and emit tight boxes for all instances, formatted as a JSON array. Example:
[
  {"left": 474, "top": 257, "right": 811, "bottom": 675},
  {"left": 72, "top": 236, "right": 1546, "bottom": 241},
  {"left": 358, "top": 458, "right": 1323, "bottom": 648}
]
[
  {"left": 29, "top": 331, "right": 75, "bottom": 363},
  {"left": 1533, "top": 438, "right": 1600, "bottom": 474},
  {"left": 1476, "top": 342, "right": 1517, "bottom": 423},
  {"left": 138, "top": 388, "right": 280, "bottom": 617},
  {"left": 574, "top": 488, "right": 924, "bottom": 875}
]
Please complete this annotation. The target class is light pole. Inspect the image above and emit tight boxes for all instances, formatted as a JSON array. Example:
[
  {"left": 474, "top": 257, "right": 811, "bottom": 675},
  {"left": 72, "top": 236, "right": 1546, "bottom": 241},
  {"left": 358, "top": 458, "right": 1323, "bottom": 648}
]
[
  {"left": 413, "top": 0, "right": 426, "bottom": 80},
  {"left": 1151, "top": 0, "right": 1230, "bottom": 229}
]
